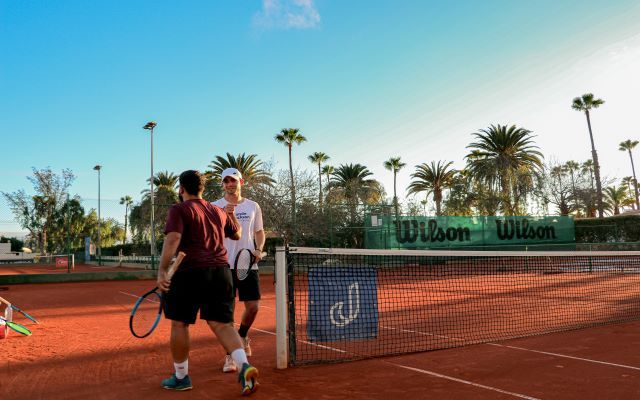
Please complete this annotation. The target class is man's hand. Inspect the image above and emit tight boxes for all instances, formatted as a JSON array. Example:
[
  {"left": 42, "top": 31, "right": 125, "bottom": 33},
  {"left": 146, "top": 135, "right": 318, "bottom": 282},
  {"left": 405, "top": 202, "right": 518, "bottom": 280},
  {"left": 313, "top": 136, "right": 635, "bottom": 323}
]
[
  {"left": 253, "top": 249, "right": 264, "bottom": 262},
  {"left": 157, "top": 270, "right": 171, "bottom": 292},
  {"left": 224, "top": 203, "right": 236, "bottom": 215}
]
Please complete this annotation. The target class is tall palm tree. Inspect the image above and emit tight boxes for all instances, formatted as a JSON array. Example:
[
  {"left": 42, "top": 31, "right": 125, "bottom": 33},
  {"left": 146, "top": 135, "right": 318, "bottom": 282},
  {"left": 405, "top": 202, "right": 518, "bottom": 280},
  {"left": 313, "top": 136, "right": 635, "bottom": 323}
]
[
  {"left": 465, "top": 124, "right": 544, "bottom": 215},
  {"left": 119, "top": 195, "right": 133, "bottom": 244},
  {"left": 322, "top": 165, "right": 334, "bottom": 190},
  {"left": 603, "top": 185, "right": 631, "bottom": 215},
  {"left": 383, "top": 157, "right": 406, "bottom": 217},
  {"left": 581, "top": 159, "right": 595, "bottom": 190},
  {"left": 407, "top": 161, "right": 457, "bottom": 216},
  {"left": 564, "top": 160, "right": 580, "bottom": 209},
  {"left": 308, "top": 152, "right": 330, "bottom": 209},
  {"left": 619, "top": 139, "right": 640, "bottom": 209},
  {"left": 275, "top": 128, "right": 307, "bottom": 230},
  {"left": 572, "top": 93, "right": 605, "bottom": 217},
  {"left": 207, "top": 152, "right": 274, "bottom": 187}
]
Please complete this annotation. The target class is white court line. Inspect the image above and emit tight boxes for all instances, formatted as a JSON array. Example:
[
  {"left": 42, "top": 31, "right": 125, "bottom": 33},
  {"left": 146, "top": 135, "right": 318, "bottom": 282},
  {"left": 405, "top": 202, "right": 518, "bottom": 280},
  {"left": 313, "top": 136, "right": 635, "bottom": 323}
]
[
  {"left": 119, "top": 291, "right": 159, "bottom": 303},
  {"left": 381, "top": 324, "right": 640, "bottom": 371},
  {"left": 380, "top": 324, "right": 466, "bottom": 342},
  {"left": 234, "top": 324, "right": 345, "bottom": 352},
  {"left": 388, "top": 362, "right": 540, "bottom": 400},
  {"left": 486, "top": 343, "right": 640, "bottom": 371},
  {"left": 254, "top": 325, "right": 537, "bottom": 396},
  {"left": 116, "top": 297, "right": 537, "bottom": 397}
]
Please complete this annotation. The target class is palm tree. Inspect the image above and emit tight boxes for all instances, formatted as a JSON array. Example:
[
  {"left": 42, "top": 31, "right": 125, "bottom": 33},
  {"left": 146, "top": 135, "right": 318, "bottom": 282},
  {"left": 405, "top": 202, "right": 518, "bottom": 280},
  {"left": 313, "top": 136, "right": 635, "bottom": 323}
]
[
  {"left": 142, "top": 171, "right": 179, "bottom": 197},
  {"left": 207, "top": 152, "right": 274, "bottom": 188},
  {"left": 465, "top": 124, "right": 544, "bottom": 215},
  {"left": 603, "top": 185, "right": 631, "bottom": 215},
  {"left": 581, "top": 159, "right": 595, "bottom": 190},
  {"left": 119, "top": 195, "right": 133, "bottom": 244},
  {"left": 619, "top": 140, "right": 640, "bottom": 209},
  {"left": 322, "top": 165, "right": 334, "bottom": 192},
  {"left": 383, "top": 157, "right": 406, "bottom": 217},
  {"left": 564, "top": 160, "right": 580, "bottom": 209},
  {"left": 329, "top": 163, "right": 381, "bottom": 222},
  {"left": 621, "top": 176, "right": 635, "bottom": 206},
  {"left": 308, "top": 152, "right": 330, "bottom": 209},
  {"left": 572, "top": 93, "right": 605, "bottom": 217},
  {"left": 275, "top": 128, "right": 307, "bottom": 230},
  {"left": 407, "top": 161, "right": 457, "bottom": 216}
]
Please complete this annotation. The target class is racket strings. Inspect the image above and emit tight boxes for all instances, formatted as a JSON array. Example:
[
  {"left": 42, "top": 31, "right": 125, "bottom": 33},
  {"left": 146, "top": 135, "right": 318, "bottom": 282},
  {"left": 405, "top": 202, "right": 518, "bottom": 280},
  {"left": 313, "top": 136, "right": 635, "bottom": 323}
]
[
  {"left": 130, "top": 292, "right": 163, "bottom": 338},
  {"left": 236, "top": 250, "right": 254, "bottom": 281}
]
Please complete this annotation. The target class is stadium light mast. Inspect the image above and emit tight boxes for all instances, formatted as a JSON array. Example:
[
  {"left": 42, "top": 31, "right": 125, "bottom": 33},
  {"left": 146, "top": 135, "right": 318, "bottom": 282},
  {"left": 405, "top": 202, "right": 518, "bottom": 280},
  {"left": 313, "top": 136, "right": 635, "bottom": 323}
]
[
  {"left": 143, "top": 121, "right": 157, "bottom": 267},
  {"left": 93, "top": 164, "right": 102, "bottom": 266}
]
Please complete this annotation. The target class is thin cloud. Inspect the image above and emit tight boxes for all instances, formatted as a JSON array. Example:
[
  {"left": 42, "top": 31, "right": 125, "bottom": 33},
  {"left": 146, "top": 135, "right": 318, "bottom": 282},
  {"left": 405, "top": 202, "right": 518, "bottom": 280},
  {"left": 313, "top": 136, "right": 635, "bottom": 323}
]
[{"left": 253, "top": 0, "right": 320, "bottom": 30}]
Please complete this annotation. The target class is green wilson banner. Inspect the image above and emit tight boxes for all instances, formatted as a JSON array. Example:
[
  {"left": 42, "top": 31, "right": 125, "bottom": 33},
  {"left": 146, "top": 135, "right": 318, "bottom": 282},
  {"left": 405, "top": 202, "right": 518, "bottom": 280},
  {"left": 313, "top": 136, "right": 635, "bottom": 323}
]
[{"left": 364, "top": 215, "right": 575, "bottom": 249}]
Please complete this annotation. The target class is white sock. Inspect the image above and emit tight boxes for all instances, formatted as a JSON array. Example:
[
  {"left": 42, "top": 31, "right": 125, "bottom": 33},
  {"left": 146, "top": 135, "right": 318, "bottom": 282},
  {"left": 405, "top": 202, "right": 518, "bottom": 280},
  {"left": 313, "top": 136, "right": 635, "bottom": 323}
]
[
  {"left": 231, "top": 348, "right": 248, "bottom": 367},
  {"left": 174, "top": 360, "right": 188, "bottom": 379}
]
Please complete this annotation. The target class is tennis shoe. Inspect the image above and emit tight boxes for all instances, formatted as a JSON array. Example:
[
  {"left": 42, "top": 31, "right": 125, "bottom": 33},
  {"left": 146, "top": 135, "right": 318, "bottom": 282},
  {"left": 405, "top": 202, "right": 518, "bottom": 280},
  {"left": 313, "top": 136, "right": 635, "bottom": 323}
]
[
  {"left": 223, "top": 354, "right": 238, "bottom": 373},
  {"left": 242, "top": 336, "right": 252, "bottom": 356},
  {"left": 161, "top": 373, "right": 193, "bottom": 391},
  {"left": 238, "top": 363, "right": 259, "bottom": 396}
]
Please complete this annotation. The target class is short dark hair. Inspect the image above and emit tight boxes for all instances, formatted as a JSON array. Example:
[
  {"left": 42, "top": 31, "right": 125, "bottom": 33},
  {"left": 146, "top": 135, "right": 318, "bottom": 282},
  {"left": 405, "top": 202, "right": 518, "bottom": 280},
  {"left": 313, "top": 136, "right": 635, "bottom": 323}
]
[{"left": 179, "top": 170, "right": 205, "bottom": 195}]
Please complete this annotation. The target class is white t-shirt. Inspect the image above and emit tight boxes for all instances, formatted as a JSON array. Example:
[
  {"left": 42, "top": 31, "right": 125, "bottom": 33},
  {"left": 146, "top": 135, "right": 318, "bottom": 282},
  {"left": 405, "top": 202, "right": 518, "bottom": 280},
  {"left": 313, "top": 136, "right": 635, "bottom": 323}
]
[{"left": 212, "top": 197, "right": 264, "bottom": 270}]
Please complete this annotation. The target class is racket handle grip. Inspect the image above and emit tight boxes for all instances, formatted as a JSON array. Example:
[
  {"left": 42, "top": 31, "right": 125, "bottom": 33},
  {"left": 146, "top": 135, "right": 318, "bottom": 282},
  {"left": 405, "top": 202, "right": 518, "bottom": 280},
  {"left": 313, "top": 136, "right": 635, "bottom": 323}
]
[{"left": 167, "top": 251, "right": 186, "bottom": 278}]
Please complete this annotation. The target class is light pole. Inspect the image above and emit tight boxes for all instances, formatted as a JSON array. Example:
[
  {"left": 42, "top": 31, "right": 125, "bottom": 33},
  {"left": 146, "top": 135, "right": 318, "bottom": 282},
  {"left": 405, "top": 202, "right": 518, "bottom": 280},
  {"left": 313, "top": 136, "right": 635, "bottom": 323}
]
[
  {"left": 93, "top": 165, "right": 102, "bottom": 266},
  {"left": 143, "top": 121, "right": 157, "bottom": 268}
]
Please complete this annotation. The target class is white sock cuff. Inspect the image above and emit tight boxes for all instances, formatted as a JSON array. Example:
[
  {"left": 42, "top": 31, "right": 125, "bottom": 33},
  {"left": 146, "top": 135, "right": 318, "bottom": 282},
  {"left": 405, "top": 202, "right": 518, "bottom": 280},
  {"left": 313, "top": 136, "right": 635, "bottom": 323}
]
[
  {"left": 174, "top": 359, "right": 189, "bottom": 379},
  {"left": 231, "top": 348, "right": 248, "bottom": 367}
]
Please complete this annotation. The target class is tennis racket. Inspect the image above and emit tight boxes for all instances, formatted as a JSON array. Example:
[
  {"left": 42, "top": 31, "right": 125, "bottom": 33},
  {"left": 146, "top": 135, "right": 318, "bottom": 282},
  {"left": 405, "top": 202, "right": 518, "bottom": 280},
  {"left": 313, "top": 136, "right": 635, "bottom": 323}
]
[
  {"left": 0, "top": 315, "right": 32, "bottom": 336},
  {"left": 129, "top": 251, "right": 186, "bottom": 339},
  {"left": 234, "top": 249, "right": 266, "bottom": 281},
  {"left": 0, "top": 296, "right": 39, "bottom": 324}
]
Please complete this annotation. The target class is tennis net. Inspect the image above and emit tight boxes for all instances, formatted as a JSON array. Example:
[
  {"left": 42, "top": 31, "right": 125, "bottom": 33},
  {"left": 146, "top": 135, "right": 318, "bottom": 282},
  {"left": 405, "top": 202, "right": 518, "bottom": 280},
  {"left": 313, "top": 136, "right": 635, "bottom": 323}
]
[{"left": 275, "top": 247, "right": 640, "bottom": 367}]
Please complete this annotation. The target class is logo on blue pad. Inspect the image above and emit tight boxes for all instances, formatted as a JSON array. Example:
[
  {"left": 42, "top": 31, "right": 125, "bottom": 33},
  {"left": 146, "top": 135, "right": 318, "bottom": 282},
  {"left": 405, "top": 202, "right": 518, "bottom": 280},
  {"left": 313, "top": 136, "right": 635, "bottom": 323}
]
[{"left": 307, "top": 267, "right": 378, "bottom": 342}]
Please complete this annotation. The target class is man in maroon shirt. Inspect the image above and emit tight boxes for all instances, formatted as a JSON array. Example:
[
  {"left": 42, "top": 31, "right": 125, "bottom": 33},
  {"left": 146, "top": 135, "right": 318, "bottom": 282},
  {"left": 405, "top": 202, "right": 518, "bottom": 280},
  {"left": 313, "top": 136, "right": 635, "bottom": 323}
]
[{"left": 156, "top": 170, "right": 259, "bottom": 396}]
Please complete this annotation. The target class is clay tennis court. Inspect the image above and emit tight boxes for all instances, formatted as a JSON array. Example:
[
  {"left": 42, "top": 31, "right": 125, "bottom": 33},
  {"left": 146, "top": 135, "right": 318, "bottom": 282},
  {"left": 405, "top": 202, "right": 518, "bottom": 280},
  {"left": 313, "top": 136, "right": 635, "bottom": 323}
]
[
  {"left": 0, "top": 261, "right": 135, "bottom": 275},
  {"left": 1, "top": 274, "right": 640, "bottom": 399}
]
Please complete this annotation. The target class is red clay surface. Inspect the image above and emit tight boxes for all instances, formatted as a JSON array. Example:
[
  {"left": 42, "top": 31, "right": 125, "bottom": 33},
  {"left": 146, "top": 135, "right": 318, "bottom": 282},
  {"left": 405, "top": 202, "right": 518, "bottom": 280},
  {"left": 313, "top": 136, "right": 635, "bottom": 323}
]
[
  {"left": 1, "top": 275, "right": 640, "bottom": 399},
  {"left": 0, "top": 262, "right": 141, "bottom": 275}
]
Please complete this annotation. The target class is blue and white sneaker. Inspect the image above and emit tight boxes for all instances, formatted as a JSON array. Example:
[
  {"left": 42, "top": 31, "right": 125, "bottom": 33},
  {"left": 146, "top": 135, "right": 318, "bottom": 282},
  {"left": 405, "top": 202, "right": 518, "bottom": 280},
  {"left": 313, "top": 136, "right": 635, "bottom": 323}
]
[
  {"left": 238, "top": 363, "right": 259, "bottom": 396},
  {"left": 161, "top": 373, "right": 193, "bottom": 391}
]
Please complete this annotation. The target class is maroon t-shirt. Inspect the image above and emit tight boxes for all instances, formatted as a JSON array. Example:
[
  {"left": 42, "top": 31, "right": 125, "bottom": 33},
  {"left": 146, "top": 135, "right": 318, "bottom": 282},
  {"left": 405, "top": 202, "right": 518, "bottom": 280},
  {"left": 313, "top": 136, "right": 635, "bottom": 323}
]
[{"left": 164, "top": 199, "right": 240, "bottom": 269}]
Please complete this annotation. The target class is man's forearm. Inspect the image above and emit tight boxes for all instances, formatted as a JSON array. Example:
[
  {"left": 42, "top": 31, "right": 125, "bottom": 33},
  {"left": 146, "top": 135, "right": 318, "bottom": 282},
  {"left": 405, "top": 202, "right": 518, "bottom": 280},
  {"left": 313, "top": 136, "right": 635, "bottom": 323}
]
[
  {"left": 229, "top": 213, "right": 242, "bottom": 240},
  {"left": 158, "top": 234, "right": 181, "bottom": 273},
  {"left": 255, "top": 230, "right": 266, "bottom": 251}
]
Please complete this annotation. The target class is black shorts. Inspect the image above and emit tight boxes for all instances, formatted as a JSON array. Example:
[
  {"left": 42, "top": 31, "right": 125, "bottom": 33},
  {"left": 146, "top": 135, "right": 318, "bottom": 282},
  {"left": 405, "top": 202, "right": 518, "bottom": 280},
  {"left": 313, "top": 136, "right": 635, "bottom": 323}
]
[
  {"left": 233, "top": 269, "right": 261, "bottom": 302},
  {"left": 163, "top": 266, "right": 235, "bottom": 324}
]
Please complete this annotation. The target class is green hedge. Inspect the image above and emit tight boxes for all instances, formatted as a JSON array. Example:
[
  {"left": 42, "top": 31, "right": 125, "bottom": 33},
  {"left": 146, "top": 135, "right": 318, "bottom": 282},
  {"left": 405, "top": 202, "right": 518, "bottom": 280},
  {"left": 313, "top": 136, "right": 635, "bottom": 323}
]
[{"left": 575, "top": 214, "right": 640, "bottom": 243}]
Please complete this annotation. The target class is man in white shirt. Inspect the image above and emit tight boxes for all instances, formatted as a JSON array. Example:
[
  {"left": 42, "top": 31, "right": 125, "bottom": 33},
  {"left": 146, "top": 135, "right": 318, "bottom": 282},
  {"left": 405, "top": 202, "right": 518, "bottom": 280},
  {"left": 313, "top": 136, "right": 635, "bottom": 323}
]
[{"left": 212, "top": 168, "right": 266, "bottom": 373}]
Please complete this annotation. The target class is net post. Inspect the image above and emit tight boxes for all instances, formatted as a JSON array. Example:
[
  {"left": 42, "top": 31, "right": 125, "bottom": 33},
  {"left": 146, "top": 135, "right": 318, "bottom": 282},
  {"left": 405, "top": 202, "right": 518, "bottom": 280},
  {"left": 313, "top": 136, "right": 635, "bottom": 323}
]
[{"left": 275, "top": 246, "right": 288, "bottom": 369}]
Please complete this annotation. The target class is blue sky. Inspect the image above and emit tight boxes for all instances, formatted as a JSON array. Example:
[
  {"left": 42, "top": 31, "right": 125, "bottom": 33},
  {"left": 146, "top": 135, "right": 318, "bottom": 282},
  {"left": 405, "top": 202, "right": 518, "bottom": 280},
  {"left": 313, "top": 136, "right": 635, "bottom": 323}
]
[{"left": 2, "top": 0, "right": 640, "bottom": 235}]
